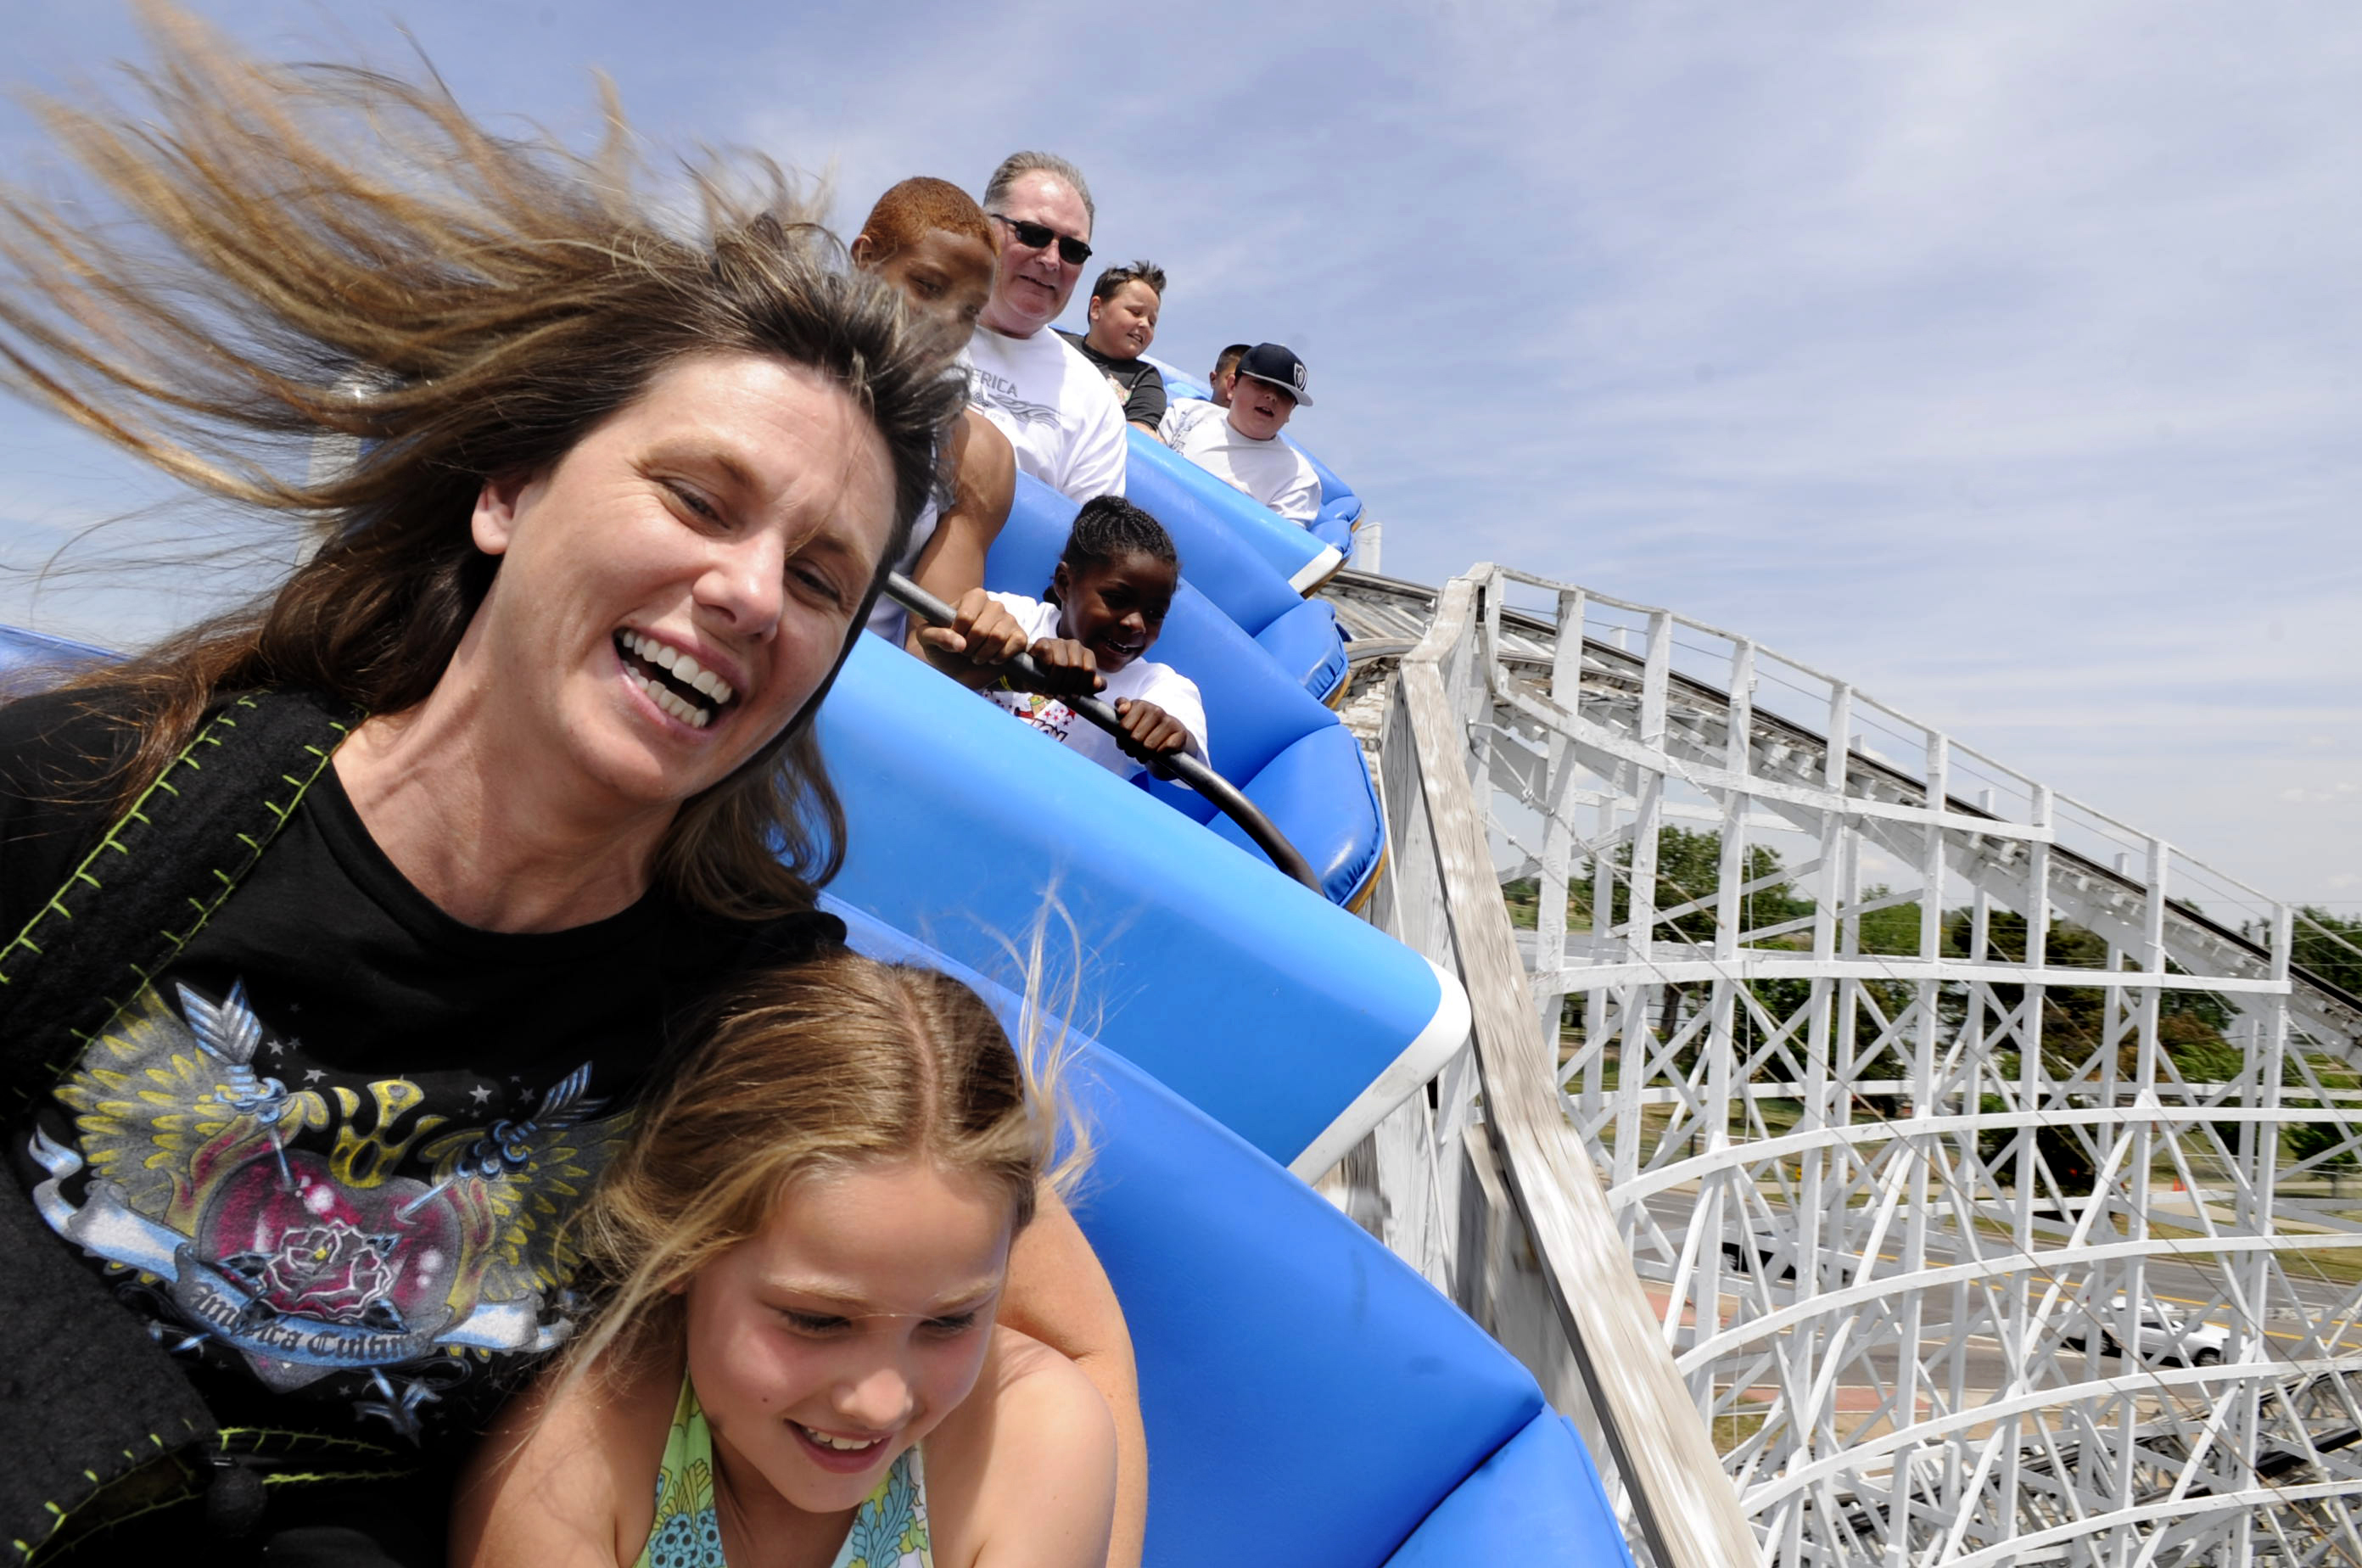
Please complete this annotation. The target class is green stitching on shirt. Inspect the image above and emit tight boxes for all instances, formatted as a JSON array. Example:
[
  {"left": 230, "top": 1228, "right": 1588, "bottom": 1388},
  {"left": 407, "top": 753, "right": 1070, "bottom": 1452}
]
[
  {"left": 0, "top": 697, "right": 259, "bottom": 988},
  {"left": 0, "top": 695, "right": 355, "bottom": 1091}
]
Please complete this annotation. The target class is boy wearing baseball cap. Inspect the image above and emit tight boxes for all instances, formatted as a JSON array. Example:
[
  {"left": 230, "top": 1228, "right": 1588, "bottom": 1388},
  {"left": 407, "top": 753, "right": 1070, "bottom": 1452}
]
[{"left": 1157, "top": 341, "right": 1321, "bottom": 525}]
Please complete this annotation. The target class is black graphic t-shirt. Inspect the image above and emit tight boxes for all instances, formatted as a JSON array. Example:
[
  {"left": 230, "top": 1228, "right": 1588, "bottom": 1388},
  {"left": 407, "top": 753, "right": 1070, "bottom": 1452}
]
[
  {"left": 0, "top": 690, "right": 837, "bottom": 1456},
  {"left": 1056, "top": 329, "right": 1169, "bottom": 429}
]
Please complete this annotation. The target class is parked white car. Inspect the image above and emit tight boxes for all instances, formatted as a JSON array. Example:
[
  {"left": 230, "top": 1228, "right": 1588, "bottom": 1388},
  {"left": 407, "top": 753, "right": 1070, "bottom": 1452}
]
[{"left": 2057, "top": 1294, "right": 2230, "bottom": 1368}]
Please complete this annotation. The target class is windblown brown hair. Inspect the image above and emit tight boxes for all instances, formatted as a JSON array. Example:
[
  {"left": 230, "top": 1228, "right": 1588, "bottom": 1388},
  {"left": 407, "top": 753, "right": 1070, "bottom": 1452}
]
[
  {"left": 0, "top": 4, "right": 969, "bottom": 916},
  {"left": 558, "top": 949, "right": 1083, "bottom": 1384},
  {"left": 1089, "top": 260, "right": 1166, "bottom": 304}
]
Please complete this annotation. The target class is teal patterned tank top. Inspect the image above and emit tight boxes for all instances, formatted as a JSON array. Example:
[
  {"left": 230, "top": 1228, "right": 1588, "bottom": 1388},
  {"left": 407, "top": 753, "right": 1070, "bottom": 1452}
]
[{"left": 635, "top": 1374, "right": 932, "bottom": 1568}]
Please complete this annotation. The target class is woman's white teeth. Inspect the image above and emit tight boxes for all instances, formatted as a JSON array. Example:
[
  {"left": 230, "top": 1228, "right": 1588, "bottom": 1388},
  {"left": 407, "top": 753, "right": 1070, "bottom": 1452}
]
[
  {"left": 626, "top": 666, "right": 710, "bottom": 728},
  {"left": 801, "top": 1425, "right": 882, "bottom": 1452},
  {"left": 618, "top": 630, "right": 736, "bottom": 714}
]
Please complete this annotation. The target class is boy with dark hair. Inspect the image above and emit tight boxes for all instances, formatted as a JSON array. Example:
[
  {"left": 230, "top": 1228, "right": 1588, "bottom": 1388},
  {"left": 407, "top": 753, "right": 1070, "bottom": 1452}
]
[
  {"left": 1208, "top": 343, "right": 1251, "bottom": 406},
  {"left": 1059, "top": 261, "right": 1168, "bottom": 434}
]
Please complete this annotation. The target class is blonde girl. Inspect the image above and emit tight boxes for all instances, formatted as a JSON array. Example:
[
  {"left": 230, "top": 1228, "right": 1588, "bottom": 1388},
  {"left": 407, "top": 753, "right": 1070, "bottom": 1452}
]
[{"left": 453, "top": 951, "right": 1117, "bottom": 1568}]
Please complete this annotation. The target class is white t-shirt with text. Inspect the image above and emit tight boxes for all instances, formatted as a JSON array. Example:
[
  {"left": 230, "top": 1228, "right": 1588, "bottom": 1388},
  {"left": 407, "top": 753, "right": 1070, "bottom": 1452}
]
[
  {"left": 1157, "top": 398, "right": 1321, "bottom": 525},
  {"left": 982, "top": 593, "right": 1209, "bottom": 781},
  {"left": 965, "top": 328, "right": 1128, "bottom": 503}
]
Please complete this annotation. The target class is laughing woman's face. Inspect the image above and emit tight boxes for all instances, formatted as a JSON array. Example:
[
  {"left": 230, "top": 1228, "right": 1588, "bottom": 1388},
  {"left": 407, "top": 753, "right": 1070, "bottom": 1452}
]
[{"left": 460, "top": 351, "right": 898, "bottom": 817}]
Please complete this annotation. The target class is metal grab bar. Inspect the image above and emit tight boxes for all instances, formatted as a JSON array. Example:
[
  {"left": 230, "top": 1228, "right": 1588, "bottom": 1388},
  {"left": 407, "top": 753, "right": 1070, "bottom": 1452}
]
[{"left": 884, "top": 574, "right": 1324, "bottom": 896}]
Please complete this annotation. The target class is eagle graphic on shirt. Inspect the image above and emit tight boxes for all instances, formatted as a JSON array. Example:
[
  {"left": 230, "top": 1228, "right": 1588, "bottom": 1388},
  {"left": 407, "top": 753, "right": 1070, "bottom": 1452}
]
[
  {"left": 979, "top": 393, "right": 1066, "bottom": 431},
  {"left": 29, "top": 980, "right": 630, "bottom": 1421}
]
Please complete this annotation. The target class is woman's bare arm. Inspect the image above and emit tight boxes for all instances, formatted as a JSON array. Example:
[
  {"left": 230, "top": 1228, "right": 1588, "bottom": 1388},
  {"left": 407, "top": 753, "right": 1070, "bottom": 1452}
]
[
  {"left": 997, "top": 1190, "right": 1146, "bottom": 1568},
  {"left": 930, "top": 1329, "right": 1117, "bottom": 1568}
]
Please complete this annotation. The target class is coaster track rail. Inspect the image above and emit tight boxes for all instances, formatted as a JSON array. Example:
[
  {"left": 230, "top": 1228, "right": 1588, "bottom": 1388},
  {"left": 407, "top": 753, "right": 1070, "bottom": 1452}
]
[{"left": 1324, "top": 563, "right": 2362, "bottom": 1567}]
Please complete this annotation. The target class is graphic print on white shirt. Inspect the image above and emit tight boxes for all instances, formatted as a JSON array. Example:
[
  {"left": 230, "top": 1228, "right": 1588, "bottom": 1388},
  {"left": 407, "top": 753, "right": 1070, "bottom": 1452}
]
[
  {"left": 980, "top": 593, "right": 1208, "bottom": 781},
  {"left": 964, "top": 329, "right": 1128, "bottom": 502}
]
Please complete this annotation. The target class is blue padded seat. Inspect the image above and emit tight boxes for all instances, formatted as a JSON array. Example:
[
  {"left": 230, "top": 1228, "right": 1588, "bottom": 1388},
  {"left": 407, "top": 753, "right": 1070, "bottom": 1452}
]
[
  {"left": 1385, "top": 1411, "right": 1635, "bottom": 1565},
  {"left": 1312, "top": 494, "right": 1362, "bottom": 559},
  {"left": 1295, "top": 437, "right": 1355, "bottom": 507},
  {"left": 1145, "top": 354, "right": 1365, "bottom": 567},
  {"left": 1125, "top": 428, "right": 1341, "bottom": 595},
  {"left": 1144, "top": 358, "right": 1209, "bottom": 401},
  {"left": 1253, "top": 596, "right": 1350, "bottom": 705},
  {"left": 986, "top": 484, "right": 1383, "bottom": 907},
  {"left": 1287, "top": 438, "right": 1364, "bottom": 562},
  {"left": 1083, "top": 1044, "right": 1565, "bottom": 1566},
  {"left": 820, "top": 634, "right": 1457, "bottom": 1169},
  {"left": 831, "top": 907, "right": 1615, "bottom": 1568}
]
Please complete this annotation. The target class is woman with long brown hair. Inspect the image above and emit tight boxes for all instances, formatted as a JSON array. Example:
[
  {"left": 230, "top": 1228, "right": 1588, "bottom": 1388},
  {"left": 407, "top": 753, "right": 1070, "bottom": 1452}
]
[{"left": 0, "top": 11, "right": 1139, "bottom": 1565}]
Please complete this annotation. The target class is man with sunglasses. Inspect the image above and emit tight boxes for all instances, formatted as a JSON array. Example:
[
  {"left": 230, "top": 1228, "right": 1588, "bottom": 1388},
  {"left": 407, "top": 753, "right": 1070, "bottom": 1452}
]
[{"left": 966, "top": 151, "right": 1128, "bottom": 502}]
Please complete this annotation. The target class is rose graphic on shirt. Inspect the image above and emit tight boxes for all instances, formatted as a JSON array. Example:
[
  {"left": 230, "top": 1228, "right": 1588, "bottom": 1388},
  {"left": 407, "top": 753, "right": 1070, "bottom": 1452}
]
[
  {"left": 35, "top": 981, "right": 635, "bottom": 1422},
  {"left": 255, "top": 1218, "right": 399, "bottom": 1324}
]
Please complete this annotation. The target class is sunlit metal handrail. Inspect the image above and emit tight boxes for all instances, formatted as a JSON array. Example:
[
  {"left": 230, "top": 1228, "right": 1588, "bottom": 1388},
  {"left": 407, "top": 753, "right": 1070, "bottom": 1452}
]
[{"left": 1371, "top": 570, "right": 1763, "bottom": 1568}]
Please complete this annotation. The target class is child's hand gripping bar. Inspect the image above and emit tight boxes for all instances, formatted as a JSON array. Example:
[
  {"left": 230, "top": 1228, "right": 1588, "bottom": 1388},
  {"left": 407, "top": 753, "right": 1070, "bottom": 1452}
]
[{"left": 883, "top": 573, "right": 1325, "bottom": 896}]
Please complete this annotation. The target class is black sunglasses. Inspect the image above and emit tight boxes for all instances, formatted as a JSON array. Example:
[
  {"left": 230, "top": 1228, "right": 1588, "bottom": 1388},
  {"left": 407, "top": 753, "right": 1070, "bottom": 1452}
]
[{"left": 993, "top": 213, "right": 1093, "bottom": 267}]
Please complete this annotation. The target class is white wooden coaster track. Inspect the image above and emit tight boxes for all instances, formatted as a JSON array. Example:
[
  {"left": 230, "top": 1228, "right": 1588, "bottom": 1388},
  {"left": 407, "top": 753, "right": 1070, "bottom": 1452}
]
[{"left": 1322, "top": 563, "right": 2362, "bottom": 1568}]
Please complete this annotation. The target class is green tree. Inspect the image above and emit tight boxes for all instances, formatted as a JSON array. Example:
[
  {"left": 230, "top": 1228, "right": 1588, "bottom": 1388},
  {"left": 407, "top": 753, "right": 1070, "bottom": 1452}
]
[
  {"left": 2286, "top": 1119, "right": 2361, "bottom": 1196},
  {"left": 1573, "top": 826, "right": 1811, "bottom": 944},
  {"left": 1578, "top": 827, "right": 1812, "bottom": 1044},
  {"left": 2291, "top": 906, "right": 2362, "bottom": 996},
  {"left": 1977, "top": 1089, "right": 2101, "bottom": 1199}
]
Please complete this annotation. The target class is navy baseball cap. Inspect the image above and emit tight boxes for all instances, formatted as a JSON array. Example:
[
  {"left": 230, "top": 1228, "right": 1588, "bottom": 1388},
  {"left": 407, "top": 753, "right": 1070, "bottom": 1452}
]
[{"left": 1238, "top": 342, "right": 1313, "bottom": 406}]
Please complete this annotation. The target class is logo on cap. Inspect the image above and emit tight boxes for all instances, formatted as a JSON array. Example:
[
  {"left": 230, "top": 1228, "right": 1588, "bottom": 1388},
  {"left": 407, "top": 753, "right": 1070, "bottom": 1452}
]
[{"left": 1239, "top": 342, "right": 1313, "bottom": 407}]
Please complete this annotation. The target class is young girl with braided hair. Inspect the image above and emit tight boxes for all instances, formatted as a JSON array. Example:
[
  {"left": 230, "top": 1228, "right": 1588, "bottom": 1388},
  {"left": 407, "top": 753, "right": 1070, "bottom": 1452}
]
[{"left": 978, "top": 497, "right": 1208, "bottom": 781}]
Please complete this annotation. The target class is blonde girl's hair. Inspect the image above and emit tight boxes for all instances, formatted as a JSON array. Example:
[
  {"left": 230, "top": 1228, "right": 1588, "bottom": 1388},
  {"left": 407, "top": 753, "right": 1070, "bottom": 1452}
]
[
  {"left": 0, "top": 4, "right": 968, "bottom": 916},
  {"left": 559, "top": 949, "right": 1086, "bottom": 1381}
]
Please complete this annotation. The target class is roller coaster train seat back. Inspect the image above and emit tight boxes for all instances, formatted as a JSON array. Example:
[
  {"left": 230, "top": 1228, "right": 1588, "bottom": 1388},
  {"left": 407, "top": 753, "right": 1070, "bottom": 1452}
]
[
  {"left": 812, "top": 630, "right": 1452, "bottom": 1173},
  {"left": 834, "top": 906, "right": 1633, "bottom": 1568},
  {"left": 1124, "top": 427, "right": 1345, "bottom": 595},
  {"left": 1285, "top": 435, "right": 1366, "bottom": 560},
  {"left": 1144, "top": 357, "right": 1206, "bottom": 401},
  {"left": 983, "top": 484, "right": 1383, "bottom": 909},
  {"left": 0, "top": 625, "right": 109, "bottom": 692},
  {"left": 1001, "top": 470, "right": 1348, "bottom": 705}
]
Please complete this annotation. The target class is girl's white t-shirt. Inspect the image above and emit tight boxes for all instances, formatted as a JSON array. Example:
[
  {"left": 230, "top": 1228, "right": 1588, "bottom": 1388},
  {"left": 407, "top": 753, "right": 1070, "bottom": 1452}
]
[{"left": 982, "top": 592, "right": 1209, "bottom": 781}]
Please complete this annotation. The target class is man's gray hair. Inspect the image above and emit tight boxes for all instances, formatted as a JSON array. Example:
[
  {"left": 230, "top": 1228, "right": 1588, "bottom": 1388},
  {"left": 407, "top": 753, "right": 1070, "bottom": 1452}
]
[{"left": 982, "top": 151, "right": 1096, "bottom": 231}]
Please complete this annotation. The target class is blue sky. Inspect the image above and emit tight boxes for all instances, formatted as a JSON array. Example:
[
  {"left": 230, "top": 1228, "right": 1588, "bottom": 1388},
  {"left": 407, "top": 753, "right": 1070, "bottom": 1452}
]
[{"left": 2, "top": 1, "right": 2356, "bottom": 907}]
